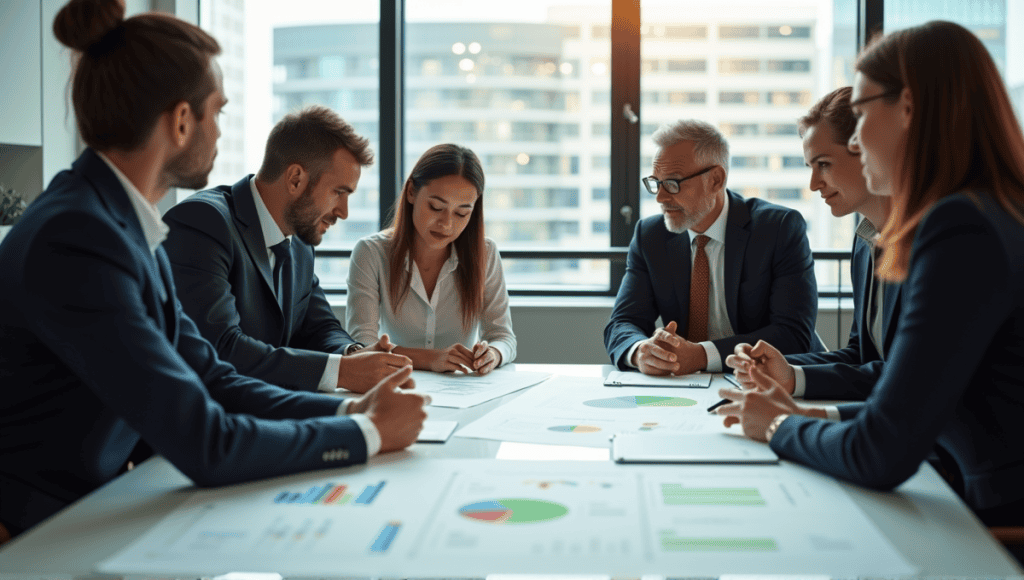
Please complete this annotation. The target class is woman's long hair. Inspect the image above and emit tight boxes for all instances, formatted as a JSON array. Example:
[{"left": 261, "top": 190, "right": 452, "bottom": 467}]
[
  {"left": 856, "top": 20, "right": 1024, "bottom": 281},
  {"left": 386, "top": 144, "right": 486, "bottom": 329}
]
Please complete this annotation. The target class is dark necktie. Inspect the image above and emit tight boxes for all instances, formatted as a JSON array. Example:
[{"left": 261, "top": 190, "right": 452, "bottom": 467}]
[
  {"left": 687, "top": 234, "right": 711, "bottom": 343},
  {"left": 270, "top": 239, "right": 291, "bottom": 311}
]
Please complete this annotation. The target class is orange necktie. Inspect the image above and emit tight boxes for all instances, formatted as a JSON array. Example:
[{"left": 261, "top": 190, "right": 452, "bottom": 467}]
[{"left": 687, "top": 234, "right": 710, "bottom": 343}]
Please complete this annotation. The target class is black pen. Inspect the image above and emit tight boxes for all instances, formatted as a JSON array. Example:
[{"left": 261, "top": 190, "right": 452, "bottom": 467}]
[{"left": 707, "top": 374, "right": 742, "bottom": 414}]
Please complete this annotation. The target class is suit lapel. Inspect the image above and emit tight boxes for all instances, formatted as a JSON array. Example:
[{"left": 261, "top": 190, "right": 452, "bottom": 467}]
[
  {"left": 881, "top": 282, "right": 902, "bottom": 353},
  {"left": 722, "top": 190, "right": 750, "bottom": 328},
  {"left": 230, "top": 176, "right": 279, "bottom": 310},
  {"left": 155, "top": 248, "right": 179, "bottom": 342},
  {"left": 667, "top": 231, "right": 692, "bottom": 330},
  {"left": 76, "top": 150, "right": 170, "bottom": 332}
]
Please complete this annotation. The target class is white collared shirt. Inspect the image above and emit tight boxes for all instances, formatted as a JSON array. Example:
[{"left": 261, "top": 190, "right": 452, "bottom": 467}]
[
  {"left": 345, "top": 231, "right": 517, "bottom": 366},
  {"left": 95, "top": 152, "right": 169, "bottom": 257},
  {"left": 627, "top": 192, "right": 734, "bottom": 372}
]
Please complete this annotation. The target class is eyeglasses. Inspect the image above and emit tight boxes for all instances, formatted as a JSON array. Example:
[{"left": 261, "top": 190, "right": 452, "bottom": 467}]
[
  {"left": 643, "top": 165, "right": 718, "bottom": 195},
  {"left": 849, "top": 90, "right": 901, "bottom": 109}
]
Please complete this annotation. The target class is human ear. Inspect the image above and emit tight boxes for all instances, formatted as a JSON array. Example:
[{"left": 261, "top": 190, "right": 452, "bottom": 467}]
[
  {"left": 898, "top": 87, "right": 914, "bottom": 130},
  {"left": 171, "top": 101, "right": 194, "bottom": 149},
  {"left": 285, "top": 164, "right": 308, "bottom": 197}
]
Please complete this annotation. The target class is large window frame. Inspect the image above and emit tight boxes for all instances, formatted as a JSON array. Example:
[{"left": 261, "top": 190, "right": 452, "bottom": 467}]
[{"left": 272, "top": 0, "right": 887, "bottom": 298}]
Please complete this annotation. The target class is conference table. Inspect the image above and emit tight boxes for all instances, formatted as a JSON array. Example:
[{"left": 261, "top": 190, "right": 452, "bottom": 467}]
[{"left": 1, "top": 364, "right": 1021, "bottom": 577}]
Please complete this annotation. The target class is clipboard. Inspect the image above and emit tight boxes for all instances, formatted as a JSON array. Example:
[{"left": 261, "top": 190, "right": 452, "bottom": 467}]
[{"left": 610, "top": 432, "right": 779, "bottom": 464}]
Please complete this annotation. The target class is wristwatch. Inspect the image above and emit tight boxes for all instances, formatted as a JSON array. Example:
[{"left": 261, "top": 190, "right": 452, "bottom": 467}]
[
  {"left": 765, "top": 413, "right": 790, "bottom": 443},
  {"left": 344, "top": 343, "right": 365, "bottom": 355}
]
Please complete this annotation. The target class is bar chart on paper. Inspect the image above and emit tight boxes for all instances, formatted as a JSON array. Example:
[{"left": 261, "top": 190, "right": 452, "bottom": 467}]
[{"left": 271, "top": 480, "right": 385, "bottom": 506}]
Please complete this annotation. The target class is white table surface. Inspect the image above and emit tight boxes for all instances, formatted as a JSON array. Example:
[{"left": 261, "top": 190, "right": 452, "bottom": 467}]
[{"left": 1, "top": 364, "right": 1020, "bottom": 577}]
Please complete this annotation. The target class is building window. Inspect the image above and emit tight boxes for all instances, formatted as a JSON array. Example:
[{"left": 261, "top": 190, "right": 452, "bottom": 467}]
[{"left": 719, "top": 24, "right": 760, "bottom": 39}]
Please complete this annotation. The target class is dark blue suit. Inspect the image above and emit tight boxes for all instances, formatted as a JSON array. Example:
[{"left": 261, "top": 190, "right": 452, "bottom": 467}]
[
  {"left": 605, "top": 190, "right": 824, "bottom": 369},
  {"left": 0, "top": 150, "right": 366, "bottom": 533},
  {"left": 162, "top": 177, "right": 357, "bottom": 392},
  {"left": 772, "top": 193, "right": 1024, "bottom": 515},
  {"left": 786, "top": 231, "right": 902, "bottom": 400}
]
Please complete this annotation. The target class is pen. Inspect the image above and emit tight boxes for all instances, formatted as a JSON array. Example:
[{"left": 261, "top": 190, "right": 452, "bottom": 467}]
[{"left": 707, "top": 374, "right": 743, "bottom": 414}]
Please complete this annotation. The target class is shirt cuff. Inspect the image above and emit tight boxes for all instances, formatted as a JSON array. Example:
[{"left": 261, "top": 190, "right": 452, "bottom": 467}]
[
  {"left": 491, "top": 342, "right": 513, "bottom": 368},
  {"left": 621, "top": 341, "right": 642, "bottom": 369},
  {"left": 792, "top": 366, "right": 807, "bottom": 398},
  {"left": 699, "top": 341, "right": 721, "bottom": 372},
  {"left": 318, "top": 354, "right": 343, "bottom": 392},
  {"left": 348, "top": 413, "right": 382, "bottom": 457},
  {"left": 824, "top": 406, "right": 841, "bottom": 421}
]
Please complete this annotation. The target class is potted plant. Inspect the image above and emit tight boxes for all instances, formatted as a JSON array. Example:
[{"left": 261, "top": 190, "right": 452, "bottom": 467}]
[{"left": 0, "top": 184, "right": 28, "bottom": 245}]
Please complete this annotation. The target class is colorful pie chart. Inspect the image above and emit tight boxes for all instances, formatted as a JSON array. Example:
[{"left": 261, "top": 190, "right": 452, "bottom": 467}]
[
  {"left": 583, "top": 395, "right": 697, "bottom": 408},
  {"left": 459, "top": 499, "right": 569, "bottom": 524},
  {"left": 548, "top": 425, "right": 602, "bottom": 433}
]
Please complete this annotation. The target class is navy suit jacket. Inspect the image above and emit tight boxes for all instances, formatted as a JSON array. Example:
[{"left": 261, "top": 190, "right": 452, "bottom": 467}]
[
  {"left": 0, "top": 150, "right": 366, "bottom": 533},
  {"left": 162, "top": 176, "right": 358, "bottom": 392},
  {"left": 772, "top": 193, "right": 1024, "bottom": 513},
  {"left": 786, "top": 231, "right": 902, "bottom": 400},
  {"left": 605, "top": 190, "right": 824, "bottom": 369}
]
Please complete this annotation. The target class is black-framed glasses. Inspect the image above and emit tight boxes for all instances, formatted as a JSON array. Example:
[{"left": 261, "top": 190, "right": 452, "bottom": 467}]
[
  {"left": 642, "top": 165, "right": 718, "bottom": 195},
  {"left": 849, "top": 90, "right": 901, "bottom": 109}
]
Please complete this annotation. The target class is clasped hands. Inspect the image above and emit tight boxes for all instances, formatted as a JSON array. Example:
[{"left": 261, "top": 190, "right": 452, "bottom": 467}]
[
  {"left": 631, "top": 321, "right": 707, "bottom": 376},
  {"left": 429, "top": 340, "right": 501, "bottom": 375},
  {"left": 715, "top": 340, "right": 826, "bottom": 441}
]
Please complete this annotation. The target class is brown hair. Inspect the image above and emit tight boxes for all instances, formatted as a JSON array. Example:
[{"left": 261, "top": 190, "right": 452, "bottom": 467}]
[
  {"left": 387, "top": 144, "right": 486, "bottom": 329},
  {"left": 799, "top": 86, "right": 856, "bottom": 144},
  {"left": 53, "top": 0, "right": 221, "bottom": 151},
  {"left": 257, "top": 105, "right": 374, "bottom": 188},
  {"left": 857, "top": 21, "right": 1024, "bottom": 281}
]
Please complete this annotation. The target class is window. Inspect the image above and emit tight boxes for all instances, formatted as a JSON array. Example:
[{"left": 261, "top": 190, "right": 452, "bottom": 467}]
[
  {"left": 719, "top": 58, "right": 760, "bottom": 74},
  {"left": 719, "top": 25, "right": 759, "bottom": 39},
  {"left": 202, "top": 0, "right": 868, "bottom": 296}
]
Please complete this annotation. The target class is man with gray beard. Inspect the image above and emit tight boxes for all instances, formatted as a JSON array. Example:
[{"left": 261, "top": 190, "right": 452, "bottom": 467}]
[{"left": 604, "top": 120, "right": 824, "bottom": 376}]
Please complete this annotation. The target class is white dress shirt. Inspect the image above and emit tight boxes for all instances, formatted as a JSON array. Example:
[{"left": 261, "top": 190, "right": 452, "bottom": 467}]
[
  {"left": 626, "top": 193, "right": 735, "bottom": 372},
  {"left": 247, "top": 178, "right": 380, "bottom": 455},
  {"left": 346, "top": 231, "right": 517, "bottom": 365}
]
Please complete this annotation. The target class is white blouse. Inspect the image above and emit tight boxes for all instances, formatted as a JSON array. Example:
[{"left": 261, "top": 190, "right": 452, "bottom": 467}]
[{"left": 345, "top": 231, "right": 516, "bottom": 366}]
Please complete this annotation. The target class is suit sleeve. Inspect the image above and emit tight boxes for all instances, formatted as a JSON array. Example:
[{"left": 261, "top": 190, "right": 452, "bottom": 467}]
[
  {"left": 710, "top": 209, "right": 820, "bottom": 359},
  {"left": 163, "top": 201, "right": 332, "bottom": 391},
  {"left": 604, "top": 220, "right": 657, "bottom": 369},
  {"left": 787, "top": 237, "right": 880, "bottom": 400},
  {"left": 289, "top": 265, "right": 358, "bottom": 355},
  {"left": 23, "top": 212, "right": 367, "bottom": 488},
  {"left": 769, "top": 201, "right": 1011, "bottom": 491},
  {"left": 480, "top": 239, "right": 516, "bottom": 366},
  {"left": 345, "top": 236, "right": 384, "bottom": 346}
]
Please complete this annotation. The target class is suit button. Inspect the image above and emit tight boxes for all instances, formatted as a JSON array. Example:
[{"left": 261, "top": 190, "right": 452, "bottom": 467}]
[
  {"left": 322, "top": 451, "right": 329, "bottom": 462},
  {"left": 340, "top": 450, "right": 349, "bottom": 460}
]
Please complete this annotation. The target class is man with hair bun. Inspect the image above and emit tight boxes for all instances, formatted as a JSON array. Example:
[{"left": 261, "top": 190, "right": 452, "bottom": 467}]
[
  {"left": 0, "top": 0, "right": 427, "bottom": 539},
  {"left": 163, "top": 106, "right": 412, "bottom": 395},
  {"left": 605, "top": 119, "right": 823, "bottom": 377}
]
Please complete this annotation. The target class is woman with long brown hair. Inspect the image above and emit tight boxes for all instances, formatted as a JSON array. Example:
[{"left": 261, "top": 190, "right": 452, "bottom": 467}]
[
  {"left": 347, "top": 144, "right": 516, "bottom": 375},
  {"left": 718, "top": 20, "right": 1024, "bottom": 525}
]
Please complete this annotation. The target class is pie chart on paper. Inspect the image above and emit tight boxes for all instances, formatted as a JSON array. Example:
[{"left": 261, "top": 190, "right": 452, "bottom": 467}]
[
  {"left": 583, "top": 395, "right": 697, "bottom": 408},
  {"left": 547, "top": 424, "right": 602, "bottom": 433},
  {"left": 458, "top": 499, "right": 569, "bottom": 524}
]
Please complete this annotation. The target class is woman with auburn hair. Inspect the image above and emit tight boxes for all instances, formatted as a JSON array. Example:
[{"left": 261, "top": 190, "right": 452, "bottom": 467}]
[
  {"left": 718, "top": 20, "right": 1024, "bottom": 526},
  {"left": 347, "top": 144, "right": 516, "bottom": 375}
]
